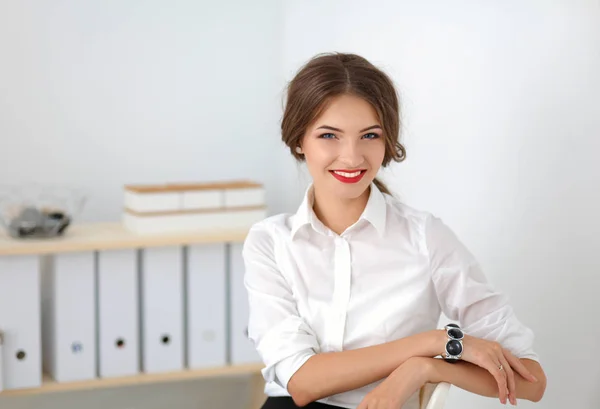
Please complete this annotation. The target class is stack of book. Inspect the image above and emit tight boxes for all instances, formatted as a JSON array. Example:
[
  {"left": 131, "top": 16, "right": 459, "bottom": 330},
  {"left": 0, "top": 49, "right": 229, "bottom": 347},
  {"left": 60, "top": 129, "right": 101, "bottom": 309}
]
[{"left": 122, "top": 180, "right": 267, "bottom": 234}]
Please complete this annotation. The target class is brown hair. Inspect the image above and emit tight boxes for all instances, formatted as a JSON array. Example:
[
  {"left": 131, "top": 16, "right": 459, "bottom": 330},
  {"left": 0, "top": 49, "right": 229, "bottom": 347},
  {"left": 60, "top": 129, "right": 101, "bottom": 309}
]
[{"left": 281, "top": 52, "right": 406, "bottom": 195}]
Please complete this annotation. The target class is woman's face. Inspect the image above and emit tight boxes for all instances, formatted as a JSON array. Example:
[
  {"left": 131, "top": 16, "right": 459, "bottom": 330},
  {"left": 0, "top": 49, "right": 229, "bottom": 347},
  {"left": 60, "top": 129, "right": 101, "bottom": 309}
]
[{"left": 300, "top": 94, "right": 386, "bottom": 200}]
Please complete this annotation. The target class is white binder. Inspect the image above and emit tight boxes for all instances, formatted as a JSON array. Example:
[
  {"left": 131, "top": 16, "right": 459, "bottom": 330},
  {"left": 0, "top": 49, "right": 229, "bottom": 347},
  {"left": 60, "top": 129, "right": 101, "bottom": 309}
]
[
  {"left": 0, "top": 255, "right": 41, "bottom": 390},
  {"left": 140, "top": 246, "right": 184, "bottom": 373},
  {"left": 97, "top": 249, "right": 139, "bottom": 378},
  {"left": 41, "top": 252, "right": 96, "bottom": 382},
  {"left": 228, "top": 243, "right": 261, "bottom": 364},
  {"left": 0, "top": 329, "right": 4, "bottom": 393},
  {"left": 186, "top": 244, "right": 226, "bottom": 369}
]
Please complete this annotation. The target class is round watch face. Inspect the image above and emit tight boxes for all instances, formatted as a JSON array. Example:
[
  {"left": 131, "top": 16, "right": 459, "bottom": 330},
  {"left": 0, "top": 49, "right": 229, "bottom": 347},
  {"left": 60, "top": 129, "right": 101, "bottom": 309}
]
[
  {"left": 448, "top": 328, "right": 464, "bottom": 340},
  {"left": 446, "top": 340, "right": 463, "bottom": 356},
  {"left": 446, "top": 323, "right": 460, "bottom": 329}
]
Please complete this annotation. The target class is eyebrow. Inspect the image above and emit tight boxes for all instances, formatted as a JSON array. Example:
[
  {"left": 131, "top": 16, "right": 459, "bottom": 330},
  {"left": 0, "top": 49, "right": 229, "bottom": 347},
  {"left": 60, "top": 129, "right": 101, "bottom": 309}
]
[{"left": 316, "top": 125, "right": 382, "bottom": 133}]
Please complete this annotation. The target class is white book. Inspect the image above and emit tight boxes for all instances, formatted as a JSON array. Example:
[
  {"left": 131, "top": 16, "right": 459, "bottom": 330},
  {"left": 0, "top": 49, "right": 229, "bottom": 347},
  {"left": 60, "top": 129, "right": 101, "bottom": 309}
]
[
  {"left": 96, "top": 249, "right": 140, "bottom": 378},
  {"left": 181, "top": 190, "right": 223, "bottom": 210},
  {"left": 123, "top": 208, "right": 267, "bottom": 234},
  {"left": 224, "top": 186, "right": 265, "bottom": 208},
  {"left": 124, "top": 180, "right": 265, "bottom": 215},
  {"left": 0, "top": 255, "right": 42, "bottom": 390},
  {"left": 41, "top": 252, "right": 96, "bottom": 382},
  {"left": 140, "top": 246, "right": 184, "bottom": 373},
  {"left": 124, "top": 190, "right": 181, "bottom": 213},
  {"left": 186, "top": 243, "right": 227, "bottom": 369},
  {"left": 228, "top": 243, "right": 261, "bottom": 364},
  {"left": 0, "top": 329, "right": 4, "bottom": 392}
]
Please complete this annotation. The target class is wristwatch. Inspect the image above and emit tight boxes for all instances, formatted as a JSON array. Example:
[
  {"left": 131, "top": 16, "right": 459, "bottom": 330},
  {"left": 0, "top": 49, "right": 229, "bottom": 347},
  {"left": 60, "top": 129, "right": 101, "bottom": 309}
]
[{"left": 443, "top": 323, "right": 464, "bottom": 363}]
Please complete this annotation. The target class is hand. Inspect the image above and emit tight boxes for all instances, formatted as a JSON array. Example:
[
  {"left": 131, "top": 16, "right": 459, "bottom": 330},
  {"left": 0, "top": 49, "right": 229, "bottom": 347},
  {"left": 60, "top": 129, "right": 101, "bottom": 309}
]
[
  {"left": 357, "top": 357, "right": 433, "bottom": 409},
  {"left": 460, "top": 335, "right": 538, "bottom": 405}
]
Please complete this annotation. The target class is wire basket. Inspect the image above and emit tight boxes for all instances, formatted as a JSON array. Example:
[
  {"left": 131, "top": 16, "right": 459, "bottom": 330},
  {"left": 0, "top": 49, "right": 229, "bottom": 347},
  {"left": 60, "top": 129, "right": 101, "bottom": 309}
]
[{"left": 0, "top": 183, "right": 88, "bottom": 239}]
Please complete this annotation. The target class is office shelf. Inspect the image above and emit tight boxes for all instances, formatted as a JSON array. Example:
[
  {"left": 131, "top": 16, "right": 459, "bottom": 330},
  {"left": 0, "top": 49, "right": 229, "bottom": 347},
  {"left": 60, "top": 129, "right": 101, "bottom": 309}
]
[
  {"left": 0, "top": 221, "right": 266, "bottom": 408},
  {"left": 0, "top": 222, "right": 248, "bottom": 256},
  {"left": 0, "top": 363, "right": 264, "bottom": 397}
]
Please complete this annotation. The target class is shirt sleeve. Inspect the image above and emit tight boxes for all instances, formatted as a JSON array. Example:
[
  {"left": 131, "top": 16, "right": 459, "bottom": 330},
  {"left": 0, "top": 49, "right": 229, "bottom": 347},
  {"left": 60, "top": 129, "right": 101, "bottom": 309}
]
[
  {"left": 242, "top": 221, "right": 320, "bottom": 390},
  {"left": 424, "top": 215, "right": 539, "bottom": 362}
]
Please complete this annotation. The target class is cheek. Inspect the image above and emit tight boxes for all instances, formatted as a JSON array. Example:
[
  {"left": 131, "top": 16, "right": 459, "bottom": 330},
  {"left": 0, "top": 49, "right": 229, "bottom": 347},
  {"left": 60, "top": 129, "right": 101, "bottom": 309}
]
[
  {"left": 303, "top": 145, "right": 336, "bottom": 172},
  {"left": 367, "top": 141, "right": 386, "bottom": 168}
]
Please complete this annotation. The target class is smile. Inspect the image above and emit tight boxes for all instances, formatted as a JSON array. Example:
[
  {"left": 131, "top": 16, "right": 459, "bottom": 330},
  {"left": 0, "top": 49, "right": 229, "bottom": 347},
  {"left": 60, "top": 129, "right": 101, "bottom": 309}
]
[{"left": 329, "top": 169, "right": 367, "bottom": 184}]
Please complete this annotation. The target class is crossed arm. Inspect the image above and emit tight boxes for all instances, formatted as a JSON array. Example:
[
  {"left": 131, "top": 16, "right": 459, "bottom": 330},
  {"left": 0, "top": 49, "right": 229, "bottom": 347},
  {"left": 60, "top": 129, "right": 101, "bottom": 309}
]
[
  {"left": 287, "top": 330, "right": 546, "bottom": 407},
  {"left": 430, "top": 356, "right": 546, "bottom": 402},
  {"left": 287, "top": 330, "right": 441, "bottom": 406}
]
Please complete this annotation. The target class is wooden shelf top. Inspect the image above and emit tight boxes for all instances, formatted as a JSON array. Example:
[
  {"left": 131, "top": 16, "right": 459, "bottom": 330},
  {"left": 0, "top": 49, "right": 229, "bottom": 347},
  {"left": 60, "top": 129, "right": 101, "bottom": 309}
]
[
  {"left": 125, "top": 180, "right": 263, "bottom": 194},
  {"left": 0, "top": 363, "right": 264, "bottom": 397},
  {"left": 0, "top": 222, "right": 249, "bottom": 256}
]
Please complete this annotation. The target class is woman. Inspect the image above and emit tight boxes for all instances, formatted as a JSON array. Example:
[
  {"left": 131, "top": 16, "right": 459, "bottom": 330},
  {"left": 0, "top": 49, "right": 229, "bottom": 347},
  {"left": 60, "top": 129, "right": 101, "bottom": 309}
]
[{"left": 243, "top": 52, "right": 546, "bottom": 409}]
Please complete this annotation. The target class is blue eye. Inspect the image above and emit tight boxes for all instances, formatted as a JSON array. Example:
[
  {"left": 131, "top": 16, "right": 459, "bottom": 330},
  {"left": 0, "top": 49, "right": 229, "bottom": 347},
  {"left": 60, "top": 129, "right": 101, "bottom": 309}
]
[
  {"left": 362, "top": 133, "right": 380, "bottom": 140},
  {"left": 319, "top": 133, "right": 336, "bottom": 139}
]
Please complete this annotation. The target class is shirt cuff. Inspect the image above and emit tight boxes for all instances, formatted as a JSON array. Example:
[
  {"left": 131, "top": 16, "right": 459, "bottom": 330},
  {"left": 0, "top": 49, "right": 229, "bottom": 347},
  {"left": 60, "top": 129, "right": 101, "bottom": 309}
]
[{"left": 273, "top": 349, "right": 316, "bottom": 390}]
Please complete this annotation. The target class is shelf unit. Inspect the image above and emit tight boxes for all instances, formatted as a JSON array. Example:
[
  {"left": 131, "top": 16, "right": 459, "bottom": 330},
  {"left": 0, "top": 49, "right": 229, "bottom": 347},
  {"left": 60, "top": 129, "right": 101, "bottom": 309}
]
[
  {"left": 0, "top": 222, "right": 250, "bottom": 256},
  {"left": 0, "top": 222, "right": 266, "bottom": 408},
  {"left": 0, "top": 362, "right": 264, "bottom": 398}
]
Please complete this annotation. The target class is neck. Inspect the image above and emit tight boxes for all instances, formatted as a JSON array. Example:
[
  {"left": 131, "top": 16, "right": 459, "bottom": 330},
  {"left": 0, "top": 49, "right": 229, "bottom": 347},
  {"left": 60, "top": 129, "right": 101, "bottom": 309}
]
[{"left": 312, "top": 185, "right": 371, "bottom": 236}]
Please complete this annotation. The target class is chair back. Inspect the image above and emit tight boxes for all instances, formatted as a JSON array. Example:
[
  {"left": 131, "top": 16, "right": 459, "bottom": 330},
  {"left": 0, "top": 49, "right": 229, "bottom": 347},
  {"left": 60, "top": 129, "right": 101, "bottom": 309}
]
[{"left": 419, "top": 382, "right": 451, "bottom": 409}]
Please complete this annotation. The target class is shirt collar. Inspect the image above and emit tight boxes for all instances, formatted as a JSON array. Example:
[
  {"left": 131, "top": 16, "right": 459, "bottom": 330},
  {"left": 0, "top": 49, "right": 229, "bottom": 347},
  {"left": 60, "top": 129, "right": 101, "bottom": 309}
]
[
  {"left": 290, "top": 185, "right": 326, "bottom": 238},
  {"left": 360, "top": 182, "right": 387, "bottom": 237},
  {"left": 290, "top": 182, "right": 387, "bottom": 239}
]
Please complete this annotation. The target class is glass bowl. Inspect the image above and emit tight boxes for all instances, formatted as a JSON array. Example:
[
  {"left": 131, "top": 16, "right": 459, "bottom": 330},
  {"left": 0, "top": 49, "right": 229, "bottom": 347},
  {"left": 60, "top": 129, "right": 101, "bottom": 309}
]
[{"left": 0, "top": 184, "right": 88, "bottom": 239}]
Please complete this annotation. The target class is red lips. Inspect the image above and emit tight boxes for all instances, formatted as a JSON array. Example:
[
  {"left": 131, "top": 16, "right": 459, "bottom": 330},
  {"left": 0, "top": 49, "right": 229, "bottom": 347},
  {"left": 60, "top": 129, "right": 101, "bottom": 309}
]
[{"left": 329, "top": 170, "right": 366, "bottom": 184}]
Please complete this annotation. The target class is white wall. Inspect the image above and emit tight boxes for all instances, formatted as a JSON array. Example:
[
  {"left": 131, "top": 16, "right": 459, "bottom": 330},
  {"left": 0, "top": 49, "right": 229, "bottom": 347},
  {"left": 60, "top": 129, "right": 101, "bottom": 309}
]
[
  {"left": 282, "top": 1, "right": 600, "bottom": 408},
  {"left": 0, "top": 0, "right": 286, "bottom": 220}
]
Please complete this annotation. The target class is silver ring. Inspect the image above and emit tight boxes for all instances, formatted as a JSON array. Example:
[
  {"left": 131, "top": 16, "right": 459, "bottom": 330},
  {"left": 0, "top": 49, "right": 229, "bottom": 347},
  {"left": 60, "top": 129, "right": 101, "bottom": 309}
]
[{"left": 498, "top": 364, "right": 504, "bottom": 371}]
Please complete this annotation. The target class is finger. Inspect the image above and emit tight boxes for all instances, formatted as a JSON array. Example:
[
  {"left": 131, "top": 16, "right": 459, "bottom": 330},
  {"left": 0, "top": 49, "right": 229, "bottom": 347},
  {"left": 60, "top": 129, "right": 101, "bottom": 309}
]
[
  {"left": 504, "top": 348, "right": 538, "bottom": 382},
  {"left": 498, "top": 353, "right": 516, "bottom": 405},
  {"left": 486, "top": 352, "right": 508, "bottom": 405},
  {"left": 487, "top": 353, "right": 508, "bottom": 405}
]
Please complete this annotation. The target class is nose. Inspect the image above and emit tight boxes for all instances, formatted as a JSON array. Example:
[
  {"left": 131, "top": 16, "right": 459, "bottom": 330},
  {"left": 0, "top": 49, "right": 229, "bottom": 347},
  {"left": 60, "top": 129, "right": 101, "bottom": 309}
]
[{"left": 338, "top": 139, "right": 364, "bottom": 168}]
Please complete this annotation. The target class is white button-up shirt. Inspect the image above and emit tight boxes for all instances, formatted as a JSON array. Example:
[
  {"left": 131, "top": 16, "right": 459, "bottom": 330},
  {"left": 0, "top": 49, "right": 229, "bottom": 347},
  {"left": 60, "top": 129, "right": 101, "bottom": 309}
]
[{"left": 242, "top": 183, "right": 538, "bottom": 408}]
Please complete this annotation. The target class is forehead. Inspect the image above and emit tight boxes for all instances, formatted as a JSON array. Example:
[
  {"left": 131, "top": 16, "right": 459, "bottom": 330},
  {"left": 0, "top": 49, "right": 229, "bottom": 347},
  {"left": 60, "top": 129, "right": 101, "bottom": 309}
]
[{"left": 312, "top": 94, "right": 380, "bottom": 130}]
